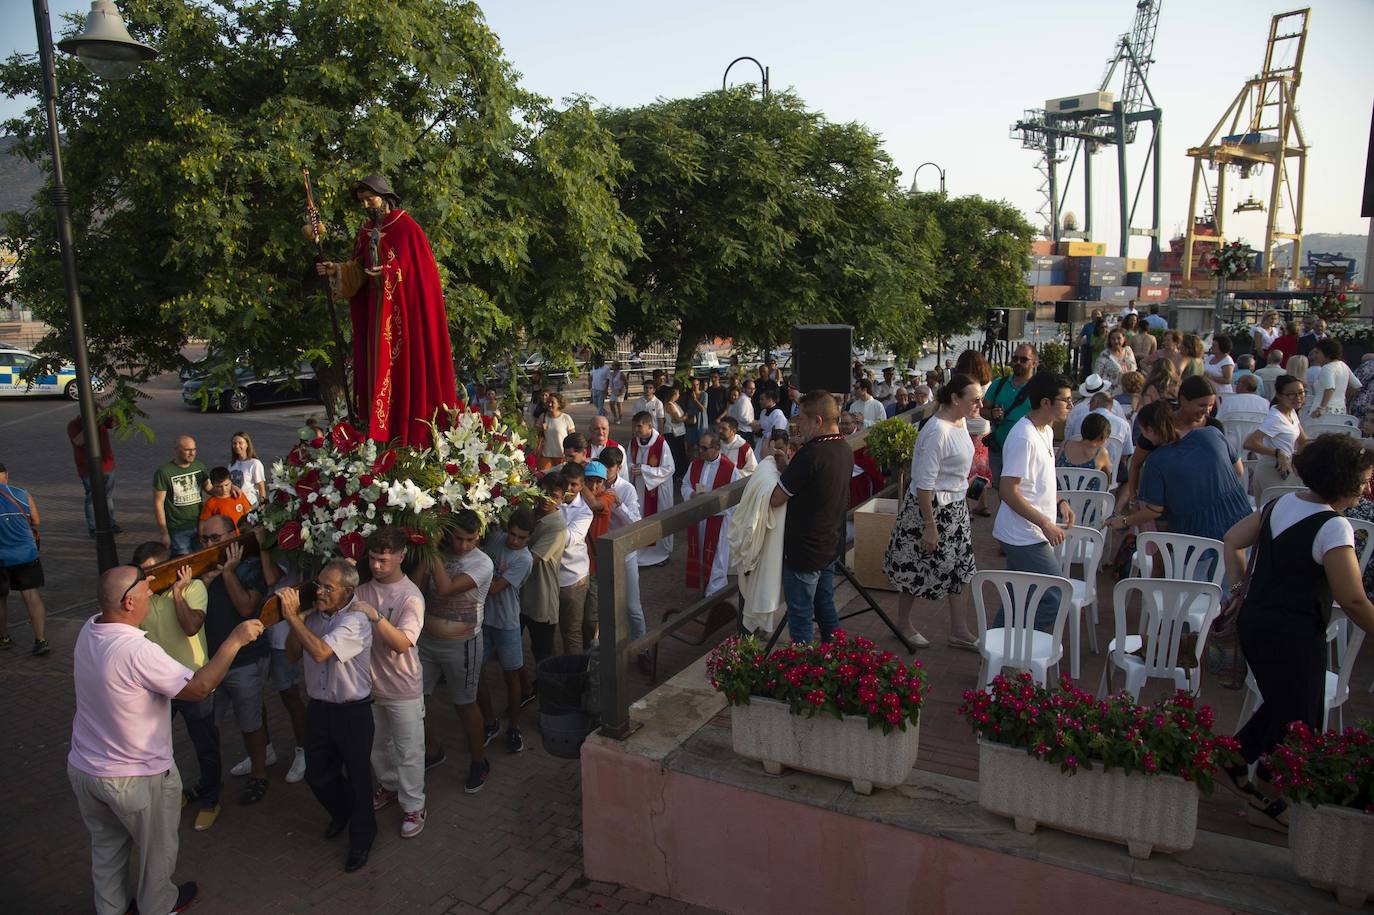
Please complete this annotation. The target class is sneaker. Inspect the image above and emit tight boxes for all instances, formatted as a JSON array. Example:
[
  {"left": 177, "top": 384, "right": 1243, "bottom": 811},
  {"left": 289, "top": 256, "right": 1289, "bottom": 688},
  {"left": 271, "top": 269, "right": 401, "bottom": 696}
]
[
  {"left": 506, "top": 727, "right": 525, "bottom": 754},
  {"left": 230, "top": 745, "right": 278, "bottom": 776},
  {"left": 424, "top": 749, "right": 447, "bottom": 771},
  {"left": 0, "top": 635, "right": 11, "bottom": 650},
  {"left": 464, "top": 759, "right": 491, "bottom": 794},
  {"left": 285, "top": 747, "right": 306, "bottom": 783},
  {"left": 519, "top": 686, "right": 538, "bottom": 708},
  {"left": 170, "top": 880, "right": 198, "bottom": 913},
  {"left": 400, "top": 807, "right": 426, "bottom": 839},
  {"left": 372, "top": 785, "right": 397, "bottom": 811},
  {"left": 32, "top": 639, "right": 50, "bottom": 657},
  {"left": 482, "top": 720, "right": 501, "bottom": 746},
  {"left": 194, "top": 803, "right": 221, "bottom": 831}
]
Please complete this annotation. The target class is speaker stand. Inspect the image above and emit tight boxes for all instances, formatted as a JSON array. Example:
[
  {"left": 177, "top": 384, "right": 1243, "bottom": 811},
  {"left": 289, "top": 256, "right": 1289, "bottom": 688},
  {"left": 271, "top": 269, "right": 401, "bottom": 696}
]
[{"left": 763, "top": 560, "right": 917, "bottom": 654}]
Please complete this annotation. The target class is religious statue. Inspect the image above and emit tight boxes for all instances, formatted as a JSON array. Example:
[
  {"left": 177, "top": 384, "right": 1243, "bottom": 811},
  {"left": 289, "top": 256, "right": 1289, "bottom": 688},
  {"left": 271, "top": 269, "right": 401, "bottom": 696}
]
[{"left": 314, "top": 174, "right": 457, "bottom": 446}]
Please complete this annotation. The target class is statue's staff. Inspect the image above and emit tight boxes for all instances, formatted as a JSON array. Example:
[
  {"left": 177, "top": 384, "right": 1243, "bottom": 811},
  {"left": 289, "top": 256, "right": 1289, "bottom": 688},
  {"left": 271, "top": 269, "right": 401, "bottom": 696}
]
[{"left": 301, "top": 168, "right": 357, "bottom": 425}]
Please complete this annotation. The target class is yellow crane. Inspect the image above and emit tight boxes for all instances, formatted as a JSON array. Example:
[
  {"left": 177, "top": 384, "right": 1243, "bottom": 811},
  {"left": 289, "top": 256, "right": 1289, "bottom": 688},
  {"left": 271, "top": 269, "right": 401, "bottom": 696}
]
[{"left": 1182, "top": 8, "right": 1310, "bottom": 284}]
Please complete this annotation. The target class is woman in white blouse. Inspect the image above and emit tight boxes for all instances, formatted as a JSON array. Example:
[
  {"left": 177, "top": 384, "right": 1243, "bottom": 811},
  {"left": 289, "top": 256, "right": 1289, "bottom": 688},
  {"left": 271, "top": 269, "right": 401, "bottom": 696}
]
[
  {"left": 1251, "top": 310, "right": 1281, "bottom": 358},
  {"left": 1244, "top": 373, "right": 1309, "bottom": 496},
  {"left": 881, "top": 373, "right": 984, "bottom": 651},
  {"left": 1204, "top": 335, "right": 1236, "bottom": 395},
  {"left": 1308, "top": 338, "right": 1361, "bottom": 418}
]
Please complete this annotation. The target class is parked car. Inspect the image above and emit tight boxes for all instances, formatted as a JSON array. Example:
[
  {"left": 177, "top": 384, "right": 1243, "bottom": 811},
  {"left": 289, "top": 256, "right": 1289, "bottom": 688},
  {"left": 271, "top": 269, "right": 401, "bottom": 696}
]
[
  {"left": 0, "top": 346, "right": 104, "bottom": 399},
  {"left": 181, "top": 361, "right": 321, "bottom": 413}
]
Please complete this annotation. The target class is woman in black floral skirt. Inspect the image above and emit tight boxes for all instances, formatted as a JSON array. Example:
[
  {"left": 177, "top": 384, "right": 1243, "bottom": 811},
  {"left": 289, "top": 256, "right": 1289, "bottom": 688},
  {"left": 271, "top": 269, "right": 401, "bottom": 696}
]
[{"left": 882, "top": 373, "right": 984, "bottom": 651}]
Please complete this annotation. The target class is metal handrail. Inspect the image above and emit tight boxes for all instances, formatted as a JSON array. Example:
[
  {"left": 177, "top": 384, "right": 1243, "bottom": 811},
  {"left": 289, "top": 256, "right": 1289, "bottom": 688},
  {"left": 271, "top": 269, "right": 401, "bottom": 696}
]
[{"left": 594, "top": 409, "right": 921, "bottom": 738}]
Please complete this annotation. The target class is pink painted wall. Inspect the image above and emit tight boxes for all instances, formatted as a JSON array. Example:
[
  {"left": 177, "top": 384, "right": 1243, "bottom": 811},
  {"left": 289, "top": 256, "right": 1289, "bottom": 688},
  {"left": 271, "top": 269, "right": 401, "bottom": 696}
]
[{"left": 582, "top": 741, "right": 1230, "bottom": 915}]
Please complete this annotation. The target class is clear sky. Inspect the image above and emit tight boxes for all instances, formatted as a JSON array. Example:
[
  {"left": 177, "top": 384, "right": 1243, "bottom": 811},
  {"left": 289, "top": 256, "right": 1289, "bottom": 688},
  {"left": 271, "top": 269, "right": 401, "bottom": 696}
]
[{"left": 6, "top": 0, "right": 1373, "bottom": 252}]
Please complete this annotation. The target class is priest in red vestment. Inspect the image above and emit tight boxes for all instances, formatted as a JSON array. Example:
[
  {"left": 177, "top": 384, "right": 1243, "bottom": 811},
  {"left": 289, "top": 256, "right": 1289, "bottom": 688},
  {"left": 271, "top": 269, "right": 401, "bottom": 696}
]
[
  {"left": 317, "top": 173, "right": 457, "bottom": 446},
  {"left": 680, "top": 431, "right": 739, "bottom": 595}
]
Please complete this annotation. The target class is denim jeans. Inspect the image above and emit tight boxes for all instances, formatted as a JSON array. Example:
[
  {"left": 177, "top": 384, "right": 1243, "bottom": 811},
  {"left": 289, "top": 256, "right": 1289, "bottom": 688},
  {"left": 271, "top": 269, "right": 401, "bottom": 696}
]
[
  {"left": 168, "top": 528, "right": 196, "bottom": 557},
  {"left": 80, "top": 471, "right": 116, "bottom": 534},
  {"left": 592, "top": 390, "right": 606, "bottom": 416},
  {"left": 172, "top": 693, "right": 221, "bottom": 806},
  {"left": 782, "top": 560, "right": 839, "bottom": 643},
  {"left": 995, "top": 540, "right": 1063, "bottom": 632}
]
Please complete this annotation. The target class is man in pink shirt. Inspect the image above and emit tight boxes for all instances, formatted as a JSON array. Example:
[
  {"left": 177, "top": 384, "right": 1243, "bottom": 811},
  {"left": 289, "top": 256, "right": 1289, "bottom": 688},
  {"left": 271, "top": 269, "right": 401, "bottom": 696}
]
[
  {"left": 69, "top": 565, "right": 264, "bottom": 915},
  {"left": 355, "top": 527, "right": 427, "bottom": 838}
]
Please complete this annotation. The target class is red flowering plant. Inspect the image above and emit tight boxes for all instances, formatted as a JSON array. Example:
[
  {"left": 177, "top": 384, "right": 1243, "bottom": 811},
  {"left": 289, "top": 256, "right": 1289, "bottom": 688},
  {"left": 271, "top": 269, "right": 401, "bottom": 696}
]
[
  {"left": 1311, "top": 289, "right": 1356, "bottom": 323},
  {"left": 1210, "top": 239, "right": 1256, "bottom": 281},
  {"left": 706, "top": 630, "right": 928, "bottom": 734},
  {"left": 958, "top": 673, "right": 1241, "bottom": 794},
  {"left": 1266, "top": 719, "right": 1374, "bottom": 812}
]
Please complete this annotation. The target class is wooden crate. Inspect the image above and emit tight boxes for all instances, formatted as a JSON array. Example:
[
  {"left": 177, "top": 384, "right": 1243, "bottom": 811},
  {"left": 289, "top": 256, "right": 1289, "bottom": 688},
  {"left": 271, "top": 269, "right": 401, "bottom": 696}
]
[{"left": 851, "top": 498, "right": 901, "bottom": 592}]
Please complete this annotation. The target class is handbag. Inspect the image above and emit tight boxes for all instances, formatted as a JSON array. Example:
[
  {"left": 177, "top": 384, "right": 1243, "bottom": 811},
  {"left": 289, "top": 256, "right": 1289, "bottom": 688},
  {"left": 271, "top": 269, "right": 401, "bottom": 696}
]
[
  {"left": 1204, "top": 502, "right": 1273, "bottom": 690},
  {"left": 0, "top": 485, "right": 39, "bottom": 551}
]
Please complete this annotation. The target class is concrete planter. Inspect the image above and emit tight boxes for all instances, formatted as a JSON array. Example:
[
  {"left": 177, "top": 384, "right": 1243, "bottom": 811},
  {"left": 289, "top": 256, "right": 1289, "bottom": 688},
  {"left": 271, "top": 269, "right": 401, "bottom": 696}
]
[
  {"left": 730, "top": 696, "right": 920, "bottom": 795},
  {"left": 1290, "top": 802, "right": 1374, "bottom": 907},
  {"left": 977, "top": 739, "right": 1197, "bottom": 859}
]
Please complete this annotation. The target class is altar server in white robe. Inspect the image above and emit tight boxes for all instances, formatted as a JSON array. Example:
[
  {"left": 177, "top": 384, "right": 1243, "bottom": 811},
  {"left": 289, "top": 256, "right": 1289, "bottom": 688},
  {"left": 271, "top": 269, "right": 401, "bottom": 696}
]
[{"left": 629, "top": 411, "right": 675, "bottom": 566}]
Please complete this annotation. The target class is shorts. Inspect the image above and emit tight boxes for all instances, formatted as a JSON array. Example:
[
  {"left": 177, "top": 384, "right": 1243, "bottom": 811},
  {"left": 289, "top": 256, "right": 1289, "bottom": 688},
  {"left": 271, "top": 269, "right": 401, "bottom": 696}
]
[
  {"left": 481, "top": 624, "right": 523, "bottom": 672},
  {"left": 269, "top": 647, "right": 302, "bottom": 693},
  {"left": 0, "top": 558, "right": 44, "bottom": 597},
  {"left": 418, "top": 631, "right": 482, "bottom": 705},
  {"left": 214, "top": 655, "right": 269, "bottom": 732}
]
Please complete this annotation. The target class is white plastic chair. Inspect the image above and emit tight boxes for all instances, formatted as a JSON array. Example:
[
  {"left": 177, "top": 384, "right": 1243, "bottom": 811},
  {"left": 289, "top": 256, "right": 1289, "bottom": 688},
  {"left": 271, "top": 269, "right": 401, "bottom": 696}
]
[
  {"left": 1052, "top": 526, "right": 1106, "bottom": 680},
  {"left": 1096, "top": 578, "right": 1223, "bottom": 699},
  {"left": 1258, "top": 484, "right": 1305, "bottom": 509},
  {"left": 1132, "top": 532, "right": 1225, "bottom": 632},
  {"left": 971, "top": 570, "right": 1072, "bottom": 691},
  {"left": 1241, "top": 457, "right": 1260, "bottom": 506},
  {"left": 1060, "top": 490, "right": 1114, "bottom": 531},
  {"left": 1237, "top": 612, "right": 1367, "bottom": 731},
  {"left": 1056, "top": 467, "right": 1111, "bottom": 493},
  {"left": 1223, "top": 416, "right": 1264, "bottom": 461},
  {"left": 1303, "top": 414, "right": 1359, "bottom": 437}
]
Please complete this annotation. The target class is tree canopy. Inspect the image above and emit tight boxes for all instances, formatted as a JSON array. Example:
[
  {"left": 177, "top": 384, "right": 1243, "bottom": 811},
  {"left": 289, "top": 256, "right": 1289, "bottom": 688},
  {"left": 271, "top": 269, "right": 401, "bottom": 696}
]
[
  {"left": 0, "top": 0, "right": 640, "bottom": 423},
  {"left": 598, "top": 90, "right": 938, "bottom": 369}
]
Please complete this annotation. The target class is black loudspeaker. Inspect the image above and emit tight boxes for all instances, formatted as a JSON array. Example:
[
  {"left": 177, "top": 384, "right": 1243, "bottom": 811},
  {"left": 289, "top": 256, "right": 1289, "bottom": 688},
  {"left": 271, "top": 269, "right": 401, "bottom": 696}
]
[
  {"left": 791, "top": 324, "right": 854, "bottom": 394},
  {"left": 1054, "top": 301, "right": 1089, "bottom": 324},
  {"left": 986, "top": 307, "right": 1027, "bottom": 341}
]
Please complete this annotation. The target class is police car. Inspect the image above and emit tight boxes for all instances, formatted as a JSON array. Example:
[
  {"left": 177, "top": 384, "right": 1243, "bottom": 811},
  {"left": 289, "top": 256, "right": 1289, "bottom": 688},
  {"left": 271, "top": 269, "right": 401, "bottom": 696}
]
[{"left": 0, "top": 346, "right": 103, "bottom": 399}]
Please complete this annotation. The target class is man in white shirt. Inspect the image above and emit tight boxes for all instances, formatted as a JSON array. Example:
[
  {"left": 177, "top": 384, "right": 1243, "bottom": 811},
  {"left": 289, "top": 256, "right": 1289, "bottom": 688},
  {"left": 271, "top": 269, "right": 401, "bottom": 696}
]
[
  {"left": 717, "top": 417, "right": 758, "bottom": 476},
  {"left": 1217, "top": 374, "right": 1271, "bottom": 418},
  {"left": 585, "top": 415, "right": 619, "bottom": 460},
  {"left": 589, "top": 359, "right": 611, "bottom": 417},
  {"left": 629, "top": 411, "right": 676, "bottom": 566},
  {"left": 680, "top": 432, "right": 740, "bottom": 596},
  {"left": 726, "top": 384, "right": 755, "bottom": 447},
  {"left": 874, "top": 367, "right": 897, "bottom": 405},
  {"left": 1088, "top": 392, "right": 1134, "bottom": 486},
  {"left": 993, "top": 374, "right": 1076, "bottom": 631},
  {"left": 852, "top": 379, "right": 888, "bottom": 428},
  {"left": 630, "top": 380, "right": 665, "bottom": 433},
  {"left": 1119, "top": 299, "right": 1139, "bottom": 320},
  {"left": 1066, "top": 374, "right": 1125, "bottom": 439},
  {"left": 554, "top": 463, "right": 596, "bottom": 654},
  {"left": 753, "top": 389, "right": 790, "bottom": 443}
]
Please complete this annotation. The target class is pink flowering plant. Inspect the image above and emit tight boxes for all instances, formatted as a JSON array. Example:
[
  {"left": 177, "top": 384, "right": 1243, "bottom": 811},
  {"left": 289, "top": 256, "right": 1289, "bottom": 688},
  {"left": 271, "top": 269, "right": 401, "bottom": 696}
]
[
  {"left": 706, "top": 630, "right": 927, "bottom": 734},
  {"left": 1210, "top": 239, "right": 1256, "bottom": 281},
  {"left": 1266, "top": 719, "right": 1374, "bottom": 812},
  {"left": 958, "top": 673, "right": 1241, "bottom": 795}
]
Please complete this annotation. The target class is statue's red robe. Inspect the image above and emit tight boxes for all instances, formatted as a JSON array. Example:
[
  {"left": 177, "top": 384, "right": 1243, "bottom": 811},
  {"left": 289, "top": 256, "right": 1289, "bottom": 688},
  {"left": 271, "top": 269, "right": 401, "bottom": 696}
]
[{"left": 333, "top": 209, "right": 457, "bottom": 446}]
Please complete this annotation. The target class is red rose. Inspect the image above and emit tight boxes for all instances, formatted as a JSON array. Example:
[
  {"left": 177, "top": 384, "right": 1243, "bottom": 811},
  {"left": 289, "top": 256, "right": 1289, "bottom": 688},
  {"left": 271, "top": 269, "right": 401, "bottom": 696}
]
[
  {"left": 309, "top": 434, "right": 325, "bottom": 449},
  {"left": 372, "top": 450, "right": 396, "bottom": 476},
  {"left": 481, "top": 415, "right": 495, "bottom": 431},
  {"left": 491, "top": 485, "right": 502, "bottom": 499},
  {"left": 274, "top": 490, "right": 291, "bottom": 505},
  {"left": 376, "top": 490, "right": 389, "bottom": 507},
  {"left": 333, "top": 475, "right": 348, "bottom": 492},
  {"left": 359, "top": 473, "right": 374, "bottom": 489},
  {"left": 445, "top": 462, "right": 461, "bottom": 475},
  {"left": 478, "top": 461, "right": 490, "bottom": 475},
  {"left": 406, "top": 529, "right": 429, "bottom": 545},
  {"left": 330, "top": 421, "right": 361, "bottom": 453},
  {"left": 287, "top": 444, "right": 308, "bottom": 467},
  {"left": 1339, "top": 294, "right": 1348, "bottom": 303},
  {"left": 295, "top": 468, "right": 322, "bottom": 499},
  {"left": 338, "top": 531, "right": 365, "bottom": 560},
  {"left": 277, "top": 521, "right": 303, "bottom": 551}
]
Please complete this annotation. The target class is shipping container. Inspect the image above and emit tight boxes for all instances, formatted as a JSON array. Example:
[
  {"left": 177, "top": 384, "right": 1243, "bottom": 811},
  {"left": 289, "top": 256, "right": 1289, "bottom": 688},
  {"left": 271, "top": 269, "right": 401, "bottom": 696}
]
[
  {"left": 1082, "top": 285, "right": 1139, "bottom": 303},
  {"left": 1076, "top": 270, "right": 1124, "bottom": 287},
  {"left": 1126, "top": 257, "right": 1150, "bottom": 273},
  {"left": 1030, "top": 255, "right": 1068, "bottom": 271},
  {"left": 1030, "top": 284, "right": 1075, "bottom": 302},
  {"left": 1071, "top": 256, "right": 1127, "bottom": 272},
  {"left": 1031, "top": 239, "right": 1056, "bottom": 256},
  {"left": 1138, "top": 286, "right": 1170, "bottom": 301},
  {"left": 1126, "top": 271, "right": 1172, "bottom": 287},
  {"left": 1058, "top": 241, "right": 1108, "bottom": 257}
]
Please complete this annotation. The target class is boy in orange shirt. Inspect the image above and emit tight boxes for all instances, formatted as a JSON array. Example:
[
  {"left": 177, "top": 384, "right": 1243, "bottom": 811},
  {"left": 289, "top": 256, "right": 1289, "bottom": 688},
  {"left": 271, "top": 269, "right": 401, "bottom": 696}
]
[{"left": 199, "top": 467, "right": 250, "bottom": 530}]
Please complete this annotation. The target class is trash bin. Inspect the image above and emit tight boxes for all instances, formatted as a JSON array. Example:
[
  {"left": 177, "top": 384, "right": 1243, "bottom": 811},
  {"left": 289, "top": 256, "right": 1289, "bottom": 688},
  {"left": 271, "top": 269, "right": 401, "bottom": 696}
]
[
  {"left": 540, "top": 710, "right": 595, "bottom": 759},
  {"left": 536, "top": 655, "right": 588, "bottom": 715}
]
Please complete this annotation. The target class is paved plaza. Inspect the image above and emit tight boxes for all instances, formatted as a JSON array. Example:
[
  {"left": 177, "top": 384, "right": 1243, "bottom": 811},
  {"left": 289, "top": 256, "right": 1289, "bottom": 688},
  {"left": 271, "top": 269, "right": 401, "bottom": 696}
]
[{"left": 2, "top": 372, "right": 1372, "bottom": 913}]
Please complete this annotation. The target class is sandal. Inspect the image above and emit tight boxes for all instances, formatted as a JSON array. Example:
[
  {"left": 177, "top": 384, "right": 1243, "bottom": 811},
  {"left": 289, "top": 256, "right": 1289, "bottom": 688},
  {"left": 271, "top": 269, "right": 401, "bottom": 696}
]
[
  {"left": 239, "top": 777, "right": 269, "bottom": 806},
  {"left": 1219, "top": 765, "right": 1262, "bottom": 803},
  {"left": 947, "top": 635, "right": 980, "bottom": 652},
  {"left": 1246, "top": 796, "right": 1290, "bottom": 833}
]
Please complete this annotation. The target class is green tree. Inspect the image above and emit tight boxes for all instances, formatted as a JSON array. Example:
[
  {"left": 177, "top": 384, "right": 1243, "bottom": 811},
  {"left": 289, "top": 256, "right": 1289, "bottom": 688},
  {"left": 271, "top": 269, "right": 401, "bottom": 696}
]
[
  {"left": 0, "top": 0, "right": 639, "bottom": 426},
  {"left": 598, "top": 90, "right": 936, "bottom": 372},
  {"left": 912, "top": 191, "right": 1034, "bottom": 342}
]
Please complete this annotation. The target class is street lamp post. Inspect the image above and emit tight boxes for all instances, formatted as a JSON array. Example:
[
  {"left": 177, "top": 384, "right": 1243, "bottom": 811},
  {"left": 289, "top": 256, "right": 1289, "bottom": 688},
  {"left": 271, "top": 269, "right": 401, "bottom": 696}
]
[
  {"left": 910, "top": 161, "right": 946, "bottom": 195},
  {"left": 722, "top": 56, "right": 769, "bottom": 99},
  {"left": 30, "top": 0, "right": 156, "bottom": 571}
]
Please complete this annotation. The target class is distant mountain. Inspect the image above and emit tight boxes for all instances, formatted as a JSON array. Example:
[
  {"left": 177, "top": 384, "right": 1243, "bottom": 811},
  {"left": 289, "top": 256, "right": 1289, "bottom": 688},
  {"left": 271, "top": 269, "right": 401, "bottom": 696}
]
[{"left": 0, "top": 136, "right": 45, "bottom": 216}]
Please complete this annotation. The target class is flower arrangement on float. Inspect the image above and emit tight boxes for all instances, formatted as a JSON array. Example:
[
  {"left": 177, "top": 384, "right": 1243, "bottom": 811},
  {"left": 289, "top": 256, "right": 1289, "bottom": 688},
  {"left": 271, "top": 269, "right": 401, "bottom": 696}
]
[
  {"left": 707, "top": 631, "right": 927, "bottom": 794},
  {"left": 253, "top": 408, "right": 537, "bottom": 565},
  {"left": 959, "top": 674, "right": 1239, "bottom": 859},
  {"left": 1210, "top": 239, "right": 1257, "bottom": 281},
  {"left": 1268, "top": 720, "right": 1374, "bottom": 907}
]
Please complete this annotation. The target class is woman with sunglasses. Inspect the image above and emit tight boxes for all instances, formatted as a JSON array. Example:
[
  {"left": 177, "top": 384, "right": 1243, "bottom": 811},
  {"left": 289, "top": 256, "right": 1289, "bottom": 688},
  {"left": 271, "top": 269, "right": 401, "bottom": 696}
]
[{"left": 1244, "top": 374, "right": 1309, "bottom": 496}]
